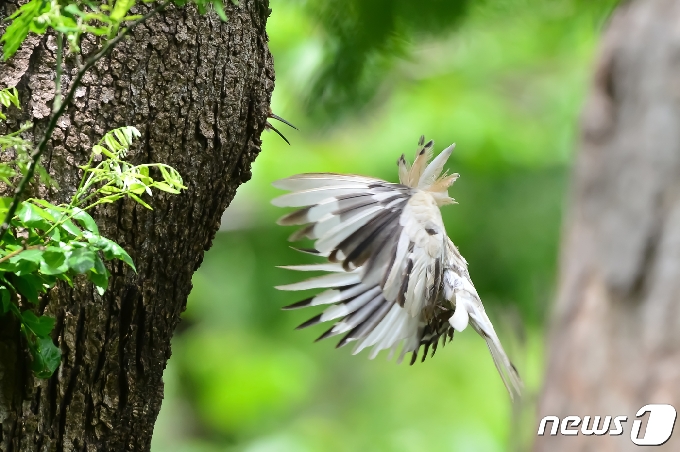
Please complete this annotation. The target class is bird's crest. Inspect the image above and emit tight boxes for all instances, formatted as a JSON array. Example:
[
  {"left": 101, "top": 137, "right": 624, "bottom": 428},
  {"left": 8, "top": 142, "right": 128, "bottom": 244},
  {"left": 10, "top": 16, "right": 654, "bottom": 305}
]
[{"left": 398, "top": 136, "right": 458, "bottom": 205}]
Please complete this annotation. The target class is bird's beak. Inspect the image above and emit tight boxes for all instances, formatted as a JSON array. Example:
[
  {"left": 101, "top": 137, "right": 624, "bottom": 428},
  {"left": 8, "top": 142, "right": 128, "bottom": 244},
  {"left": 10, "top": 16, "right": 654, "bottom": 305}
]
[
  {"left": 266, "top": 112, "right": 298, "bottom": 145},
  {"left": 269, "top": 113, "right": 298, "bottom": 130},
  {"left": 266, "top": 123, "right": 291, "bottom": 145}
]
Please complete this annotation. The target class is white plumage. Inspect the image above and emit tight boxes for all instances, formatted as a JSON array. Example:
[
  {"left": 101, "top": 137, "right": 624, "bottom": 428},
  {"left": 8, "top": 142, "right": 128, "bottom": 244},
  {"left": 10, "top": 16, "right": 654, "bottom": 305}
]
[{"left": 272, "top": 136, "right": 522, "bottom": 399}]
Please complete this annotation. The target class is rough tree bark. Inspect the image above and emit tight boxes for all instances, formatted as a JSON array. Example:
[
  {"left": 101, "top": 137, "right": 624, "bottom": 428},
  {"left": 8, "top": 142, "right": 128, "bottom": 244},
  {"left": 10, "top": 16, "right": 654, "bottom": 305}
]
[
  {"left": 535, "top": 0, "right": 680, "bottom": 450},
  {"left": 0, "top": 1, "right": 274, "bottom": 450}
]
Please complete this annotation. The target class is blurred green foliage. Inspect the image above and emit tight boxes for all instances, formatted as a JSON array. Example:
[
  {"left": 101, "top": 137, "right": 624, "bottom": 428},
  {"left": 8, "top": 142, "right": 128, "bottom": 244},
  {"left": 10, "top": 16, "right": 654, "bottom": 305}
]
[
  {"left": 304, "top": 0, "right": 470, "bottom": 119},
  {"left": 152, "top": 0, "right": 618, "bottom": 451},
  {"left": 301, "top": 0, "right": 617, "bottom": 120}
]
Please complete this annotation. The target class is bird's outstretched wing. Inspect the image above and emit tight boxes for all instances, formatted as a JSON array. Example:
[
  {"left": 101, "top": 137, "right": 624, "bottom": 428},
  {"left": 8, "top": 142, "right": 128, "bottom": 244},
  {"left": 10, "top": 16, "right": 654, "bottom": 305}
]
[{"left": 273, "top": 173, "right": 455, "bottom": 363}]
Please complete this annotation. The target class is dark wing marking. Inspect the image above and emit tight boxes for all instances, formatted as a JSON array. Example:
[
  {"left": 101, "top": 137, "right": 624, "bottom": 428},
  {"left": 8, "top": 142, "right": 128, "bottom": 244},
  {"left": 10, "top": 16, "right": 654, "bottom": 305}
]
[{"left": 274, "top": 174, "right": 452, "bottom": 361}]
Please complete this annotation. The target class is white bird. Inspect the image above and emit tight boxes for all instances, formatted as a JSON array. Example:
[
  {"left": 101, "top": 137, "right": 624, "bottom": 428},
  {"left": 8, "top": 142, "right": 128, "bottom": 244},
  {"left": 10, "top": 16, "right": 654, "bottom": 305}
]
[{"left": 272, "top": 136, "right": 522, "bottom": 399}]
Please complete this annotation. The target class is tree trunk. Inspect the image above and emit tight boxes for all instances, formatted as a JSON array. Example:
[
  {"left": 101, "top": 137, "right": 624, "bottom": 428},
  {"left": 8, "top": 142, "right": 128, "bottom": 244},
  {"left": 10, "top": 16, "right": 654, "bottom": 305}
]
[
  {"left": 535, "top": 0, "right": 680, "bottom": 450},
  {"left": 0, "top": 1, "right": 274, "bottom": 450}
]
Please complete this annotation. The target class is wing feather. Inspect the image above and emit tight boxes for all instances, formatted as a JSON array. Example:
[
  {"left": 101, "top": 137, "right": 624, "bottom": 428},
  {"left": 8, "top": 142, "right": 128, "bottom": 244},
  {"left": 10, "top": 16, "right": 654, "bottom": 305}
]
[
  {"left": 275, "top": 272, "right": 361, "bottom": 291},
  {"left": 273, "top": 173, "right": 382, "bottom": 191},
  {"left": 272, "top": 186, "right": 374, "bottom": 207},
  {"left": 337, "top": 297, "right": 394, "bottom": 347},
  {"left": 272, "top": 143, "right": 481, "bottom": 369},
  {"left": 274, "top": 175, "right": 454, "bottom": 361}
]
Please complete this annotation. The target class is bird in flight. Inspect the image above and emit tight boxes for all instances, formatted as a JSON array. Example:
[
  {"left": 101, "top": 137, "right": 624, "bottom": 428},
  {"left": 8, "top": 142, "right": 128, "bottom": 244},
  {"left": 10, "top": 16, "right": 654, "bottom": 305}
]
[{"left": 272, "top": 136, "right": 522, "bottom": 399}]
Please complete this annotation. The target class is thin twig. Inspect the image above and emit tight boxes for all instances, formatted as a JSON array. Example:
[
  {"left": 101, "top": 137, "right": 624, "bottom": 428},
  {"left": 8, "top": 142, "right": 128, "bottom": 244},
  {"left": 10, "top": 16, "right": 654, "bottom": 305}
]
[
  {"left": 0, "top": 0, "right": 171, "bottom": 242},
  {"left": 0, "top": 244, "right": 44, "bottom": 265}
]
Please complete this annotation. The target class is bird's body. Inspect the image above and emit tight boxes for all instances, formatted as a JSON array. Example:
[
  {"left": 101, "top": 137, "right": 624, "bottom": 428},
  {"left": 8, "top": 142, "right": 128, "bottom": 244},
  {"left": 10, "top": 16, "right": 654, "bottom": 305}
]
[{"left": 273, "top": 137, "right": 522, "bottom": 399}]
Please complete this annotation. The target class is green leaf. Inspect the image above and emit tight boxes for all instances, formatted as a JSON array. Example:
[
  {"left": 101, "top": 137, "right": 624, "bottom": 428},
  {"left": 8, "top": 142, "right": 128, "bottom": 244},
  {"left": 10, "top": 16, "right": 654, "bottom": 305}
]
[
  {"left": 0, "top": 286, "right": 10, "bottom": 314},
  {"left": 29, "top": 336, "right": 61, "bottom": 379},
  {"left": 1, "top": 254, "right": 39, "bottom": 275},
  {"left": 158, "top": 165, "right": 186, "bottom": 190},
  {"left": 101, "top": 126, "right": 139, "bottom": 150},
  {"left": 110, "top": 0, "right": 136, "bottom": 22},
  {"left": 50, "top": 213, "right": 81, "bottom": 237},
  {"left": 11, "top": 273, "right": 42, "bottom": 304},
  {"left": 89, "top": 236, "right": 135, "bottom": 271},
  {"left": 128, "top": 182, "right": 148, "bottom": 195},
  {"left": 213, "top": 0, "right": 228, "bottom": 21},
  {"left": 99, "top": 186, "right": 123, "bottom": 194},
  {"left": 87, "top": 254, "right": 109, "bottom": 295},
  {"left": 93, "top": 144, "right": 115, "bottom": 158},
  {"left": 45, "top": 226, "right": 61, "bottom": 242},
  {"left": 0, "top": 197, "right": 11, "bottom": 218},
  {"left": 88, "top": 271, "right": 108, "bottom": 295},
  {"left": 67, "top": 247, "right": 96, "bottom": 273},
  {"left": 57, "top": 272, "right": 73, "bottom": 287},
  {"left": 98, "top": 194, "right": 124, "bottom": 204},
  {"left": 93, "top": 253, "right": 108, "bottom": 275},
  {"left": 89, "top": 275, "right": 106, "bottom": 295},
  {"left": 63, "top": 3, "right": 86, "bottom": 17},
  {"left": 21, "top": 310, "right": 55, "bottom": 337},
  {"left": 0, "top": 87, "right": 20, "bottom": 108},
  {"left": 72, "top": 207, "right": 99, "bottom": 234},
  {"left": 0, "top": 163, "right": 17, "bottom": 184},
  {"left": 103, "top": 134, "right": 122, "bottom": 154},
  {"left": 31, "top": 201, "right": 81, "bottom": 236},
  {"left": 128, "top": 192, "right": 152, "bottom": 210},
  {"left": 9, "top": 88, "right": 20, "bottom": 108},
  {"left": 40, "top": 246, "right": 68, "bottom": 275},
  {"left": 41, "top": 247, "right": 66, "bottom": 266},
  {"left": 30, "top": 198, "right": 66, "bottom": 212},
  {"left": 59, "top": 219, "right": 82, "bottom": 237},
  {"left": 1, "top": 0, "right": 51, "bottom": 60},
  {"left": 0, "top": 232, "right": 21, "bottom": 249},
  {"left": 16, "top": 202, "right": 53, "bottom": 230},
  {"left": 9, "top": 248, "right": 43, "bottom": 265},
  {"left": 152, "top": 181, "right": 180, "bottom": 194}
]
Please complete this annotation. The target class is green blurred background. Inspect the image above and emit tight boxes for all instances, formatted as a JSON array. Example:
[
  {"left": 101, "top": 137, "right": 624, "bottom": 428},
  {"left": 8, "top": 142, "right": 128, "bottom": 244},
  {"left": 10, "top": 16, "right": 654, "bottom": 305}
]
[{"left": 151, "top": 1, "right": 617, "bottom": 450}]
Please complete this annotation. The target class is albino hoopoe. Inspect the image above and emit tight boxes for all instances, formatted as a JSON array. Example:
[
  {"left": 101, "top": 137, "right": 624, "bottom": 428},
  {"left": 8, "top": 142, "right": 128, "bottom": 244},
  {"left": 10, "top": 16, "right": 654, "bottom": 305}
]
[{"left": 272, "top": 136, "right": 522, "bottom": 399}]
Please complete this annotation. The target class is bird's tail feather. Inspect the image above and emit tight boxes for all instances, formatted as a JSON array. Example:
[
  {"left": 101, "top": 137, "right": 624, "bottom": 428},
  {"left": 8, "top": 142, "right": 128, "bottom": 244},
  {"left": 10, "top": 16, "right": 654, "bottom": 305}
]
[
  {"left": 483, "top": 330, "right": 522, "bottom": 401},
  {"left": 468, "top": 304, "right": 523, "bottom": 400}
]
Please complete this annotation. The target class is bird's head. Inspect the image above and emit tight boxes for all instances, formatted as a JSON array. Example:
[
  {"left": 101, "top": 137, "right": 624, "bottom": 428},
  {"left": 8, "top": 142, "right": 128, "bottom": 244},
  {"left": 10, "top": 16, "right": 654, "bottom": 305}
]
[{"left": 397, "top": 136, "right": 459, "bottom": 206}]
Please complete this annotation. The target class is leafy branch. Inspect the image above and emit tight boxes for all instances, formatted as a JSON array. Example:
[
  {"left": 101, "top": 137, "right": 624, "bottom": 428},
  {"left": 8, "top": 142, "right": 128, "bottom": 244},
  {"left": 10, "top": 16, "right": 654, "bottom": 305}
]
[
  {"left": 0, "top": 0, "right": 172, "bottom": 243},
  {"left": 0, "top": 123, "right": 185, "bottom": 378},
  {"left": 0, "top": 0, "right": 238, "bottom": 378}
]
